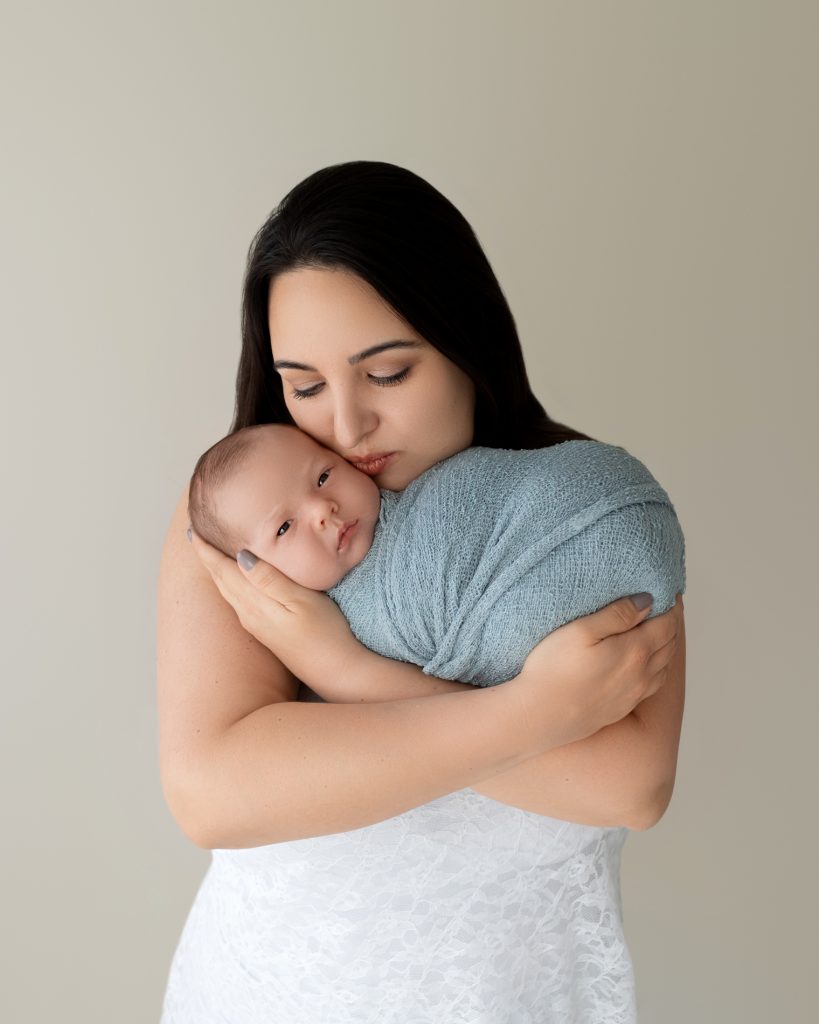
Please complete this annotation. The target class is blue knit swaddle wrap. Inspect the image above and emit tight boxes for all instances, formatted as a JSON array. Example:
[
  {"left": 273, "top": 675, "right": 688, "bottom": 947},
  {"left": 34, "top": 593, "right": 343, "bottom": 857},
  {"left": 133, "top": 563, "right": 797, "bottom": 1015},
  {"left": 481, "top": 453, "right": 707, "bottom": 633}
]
[{"left": 328, "top": 441, "right": 686, "bottom": 687}]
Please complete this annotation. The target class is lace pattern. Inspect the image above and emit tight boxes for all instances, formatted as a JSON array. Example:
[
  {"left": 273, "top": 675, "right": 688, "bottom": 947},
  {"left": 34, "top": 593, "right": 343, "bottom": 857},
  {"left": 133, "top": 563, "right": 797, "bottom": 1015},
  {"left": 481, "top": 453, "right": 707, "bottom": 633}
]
[{"left": 161, "top": 783, "right": 637, "bottom": 1023}]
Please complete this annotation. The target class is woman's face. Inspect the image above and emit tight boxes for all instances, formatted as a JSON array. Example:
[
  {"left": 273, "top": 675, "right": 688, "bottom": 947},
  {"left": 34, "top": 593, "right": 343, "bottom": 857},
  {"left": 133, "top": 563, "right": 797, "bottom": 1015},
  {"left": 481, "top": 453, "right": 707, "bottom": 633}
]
[{"left": 268, "top": 267, "right": 476, "bottom": 491}]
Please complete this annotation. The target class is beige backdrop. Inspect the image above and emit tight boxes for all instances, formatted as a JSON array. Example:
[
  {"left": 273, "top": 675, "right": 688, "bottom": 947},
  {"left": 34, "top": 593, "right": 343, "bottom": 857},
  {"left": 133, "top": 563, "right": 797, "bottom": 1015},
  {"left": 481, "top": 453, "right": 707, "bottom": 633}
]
[{"left": 2, "top": 1, "right": 816, "bottom": 1021}]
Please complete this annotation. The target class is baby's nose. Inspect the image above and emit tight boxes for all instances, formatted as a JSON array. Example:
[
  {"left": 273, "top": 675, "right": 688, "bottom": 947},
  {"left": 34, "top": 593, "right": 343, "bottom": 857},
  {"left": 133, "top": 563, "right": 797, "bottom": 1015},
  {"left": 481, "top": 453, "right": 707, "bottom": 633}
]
[{"left": 314, "top": 498, "right": 340, "bottom": 525}]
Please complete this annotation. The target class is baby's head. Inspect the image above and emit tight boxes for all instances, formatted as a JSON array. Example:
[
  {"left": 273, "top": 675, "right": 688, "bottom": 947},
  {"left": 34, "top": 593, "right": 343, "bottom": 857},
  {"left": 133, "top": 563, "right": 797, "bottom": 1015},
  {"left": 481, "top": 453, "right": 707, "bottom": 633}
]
[{"left": 188, "top": 423, "right": 381, "bottom": 590}]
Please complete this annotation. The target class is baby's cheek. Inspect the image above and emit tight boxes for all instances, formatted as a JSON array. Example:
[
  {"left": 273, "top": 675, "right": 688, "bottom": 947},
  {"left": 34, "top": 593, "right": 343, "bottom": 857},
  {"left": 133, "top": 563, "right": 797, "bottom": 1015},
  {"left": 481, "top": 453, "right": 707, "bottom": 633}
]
[{"left": 256, "top": 540, "right": 282, "bottom": 571}]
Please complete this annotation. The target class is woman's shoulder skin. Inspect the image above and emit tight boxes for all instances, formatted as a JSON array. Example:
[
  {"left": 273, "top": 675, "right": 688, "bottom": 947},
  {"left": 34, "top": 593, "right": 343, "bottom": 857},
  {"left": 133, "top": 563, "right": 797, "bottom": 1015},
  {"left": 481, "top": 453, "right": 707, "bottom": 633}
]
[{"left": 156, "top": 483, "right": 299, "bottom": 839}]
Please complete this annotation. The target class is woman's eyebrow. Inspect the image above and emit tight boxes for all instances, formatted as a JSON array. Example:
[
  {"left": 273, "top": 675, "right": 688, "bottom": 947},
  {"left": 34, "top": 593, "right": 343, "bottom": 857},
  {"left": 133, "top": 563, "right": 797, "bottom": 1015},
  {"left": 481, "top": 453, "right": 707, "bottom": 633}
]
[
  {"left": 273, "top": 339, "right": 422, "bottom": 372},
  {"left": 348, "top": 340, "right": 423, "bottom": 365}
]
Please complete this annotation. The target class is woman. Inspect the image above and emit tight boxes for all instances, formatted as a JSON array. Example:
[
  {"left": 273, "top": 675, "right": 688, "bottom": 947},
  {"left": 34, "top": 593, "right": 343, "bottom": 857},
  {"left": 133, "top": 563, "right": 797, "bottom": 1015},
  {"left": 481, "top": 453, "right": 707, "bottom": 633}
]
[{"left": 157, "top": 161, "right": 685, "bottom": 1022}]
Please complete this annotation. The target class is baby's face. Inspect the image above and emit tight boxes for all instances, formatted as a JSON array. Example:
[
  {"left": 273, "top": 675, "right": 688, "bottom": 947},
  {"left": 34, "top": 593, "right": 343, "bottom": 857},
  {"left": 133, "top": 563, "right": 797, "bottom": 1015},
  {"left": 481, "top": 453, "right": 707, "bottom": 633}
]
[{"left": 215, "top": 426, "right": 381, "bottom": 590}]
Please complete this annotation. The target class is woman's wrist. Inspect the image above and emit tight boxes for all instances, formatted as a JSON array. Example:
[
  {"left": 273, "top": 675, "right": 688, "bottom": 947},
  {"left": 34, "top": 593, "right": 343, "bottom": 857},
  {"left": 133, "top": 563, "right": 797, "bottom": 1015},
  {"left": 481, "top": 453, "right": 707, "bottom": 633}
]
[
  {"left": 354, "top": 655, "right": 472, "bottom": 704},
  {"left": 318, "top": 647, "right": 470, "bottom": 704},
  {"left": 501, "top": 666, "right": 587, "bottom": 756}
]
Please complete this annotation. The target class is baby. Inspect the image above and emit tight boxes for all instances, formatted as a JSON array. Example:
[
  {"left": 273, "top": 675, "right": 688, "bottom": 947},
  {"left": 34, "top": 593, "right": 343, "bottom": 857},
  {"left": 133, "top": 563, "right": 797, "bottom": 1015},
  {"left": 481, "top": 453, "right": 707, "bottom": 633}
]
[
  {"left": 187, "top": 423, "right": 382, "bottom": 590},
  {"left": 188, "top": 422, "right": 685, "bottom": 687}
]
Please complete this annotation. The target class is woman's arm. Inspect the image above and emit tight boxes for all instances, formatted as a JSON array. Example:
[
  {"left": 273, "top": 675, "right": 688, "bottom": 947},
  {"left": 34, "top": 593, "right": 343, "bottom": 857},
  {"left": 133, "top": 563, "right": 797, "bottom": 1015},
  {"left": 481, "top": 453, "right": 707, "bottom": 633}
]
[
  {"left": 313, "top": 603, "right": 685, "bottom": 830},
  {"left": 158, "top": 485, "right": 646, "bottom": 850},
  {"left": 473, "top": 615, "right": 684, "bottom": 831}
]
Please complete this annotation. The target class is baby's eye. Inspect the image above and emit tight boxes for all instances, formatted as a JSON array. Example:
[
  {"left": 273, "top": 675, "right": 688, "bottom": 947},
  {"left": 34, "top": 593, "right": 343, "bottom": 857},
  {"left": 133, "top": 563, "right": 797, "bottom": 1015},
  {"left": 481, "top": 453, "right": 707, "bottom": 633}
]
[
  {"left": 318, "top": 469, "right": 331, "bottom": 487},
  {"left": 277, "top": 521, "right": 291, "bottom": 537}
]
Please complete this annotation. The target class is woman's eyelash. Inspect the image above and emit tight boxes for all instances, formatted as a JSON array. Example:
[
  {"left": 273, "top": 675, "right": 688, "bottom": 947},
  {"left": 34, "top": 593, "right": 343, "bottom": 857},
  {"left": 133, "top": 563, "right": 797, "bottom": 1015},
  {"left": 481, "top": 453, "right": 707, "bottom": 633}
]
[
  {"left": 290, "top": 367, "right": 411, "bottom": 400},
  {"left": 373, "top": 367, "right": 410, "bottom": 387}
]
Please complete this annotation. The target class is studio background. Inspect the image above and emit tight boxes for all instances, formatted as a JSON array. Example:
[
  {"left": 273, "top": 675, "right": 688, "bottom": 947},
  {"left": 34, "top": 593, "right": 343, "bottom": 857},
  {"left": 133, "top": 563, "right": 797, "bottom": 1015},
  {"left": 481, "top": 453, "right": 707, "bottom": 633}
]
[{"left": 1, "top": 2, "right": 816, "bottom": 1021}]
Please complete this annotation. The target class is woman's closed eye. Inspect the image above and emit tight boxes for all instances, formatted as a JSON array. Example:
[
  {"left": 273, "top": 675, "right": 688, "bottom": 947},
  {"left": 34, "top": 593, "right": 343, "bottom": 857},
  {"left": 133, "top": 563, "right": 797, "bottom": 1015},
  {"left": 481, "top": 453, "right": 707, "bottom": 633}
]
[
  {"left": 290, "top": 367, "right": 411, "bottom": 400},
  {"left": 370, "top": 367, "right": 410, "bottom": 387}
]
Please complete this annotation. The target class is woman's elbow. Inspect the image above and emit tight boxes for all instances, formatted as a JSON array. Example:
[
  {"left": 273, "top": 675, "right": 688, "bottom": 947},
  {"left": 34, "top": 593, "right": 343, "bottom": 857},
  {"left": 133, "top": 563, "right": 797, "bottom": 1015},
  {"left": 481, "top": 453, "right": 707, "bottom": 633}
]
[
  {"left": 628, "top": 777, "right": 676, "bottom": 831},
  {"left": 176, "top": 814, "right": 218, "bottom": 850},
  {"left": 174, "top": 802, "right": 221, "bottom": 850},
  {"left": 160, "top": 762, "right": 223, "bottom": 850}
]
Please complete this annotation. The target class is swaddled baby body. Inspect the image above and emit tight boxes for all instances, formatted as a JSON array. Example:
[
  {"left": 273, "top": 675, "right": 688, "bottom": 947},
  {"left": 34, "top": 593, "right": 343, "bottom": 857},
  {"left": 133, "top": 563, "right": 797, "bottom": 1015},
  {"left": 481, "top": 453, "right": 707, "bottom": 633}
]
[{"left": 189, "top": 422, "right": 686, "bottom": 687}]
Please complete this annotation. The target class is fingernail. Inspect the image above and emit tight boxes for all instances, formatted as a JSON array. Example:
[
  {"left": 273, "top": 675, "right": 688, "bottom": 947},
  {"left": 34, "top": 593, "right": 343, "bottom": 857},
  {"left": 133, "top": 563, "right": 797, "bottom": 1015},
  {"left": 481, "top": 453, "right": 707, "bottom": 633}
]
[
  {"left": 237, "top": 549, "right": 258, "bottom": 570},
  {"left": 186, "top": 526, "right": 192, "bottom": 542},
  {"left": 631, "top": 592, "right": 653, "bottom": 610}
]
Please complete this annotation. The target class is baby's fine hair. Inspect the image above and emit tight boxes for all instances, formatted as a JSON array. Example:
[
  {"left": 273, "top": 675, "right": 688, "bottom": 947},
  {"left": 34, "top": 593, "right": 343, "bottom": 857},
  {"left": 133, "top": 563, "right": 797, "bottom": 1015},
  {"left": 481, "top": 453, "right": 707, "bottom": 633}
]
[{"left": 188, "top": 423, "right": 287, "bottom": 558}]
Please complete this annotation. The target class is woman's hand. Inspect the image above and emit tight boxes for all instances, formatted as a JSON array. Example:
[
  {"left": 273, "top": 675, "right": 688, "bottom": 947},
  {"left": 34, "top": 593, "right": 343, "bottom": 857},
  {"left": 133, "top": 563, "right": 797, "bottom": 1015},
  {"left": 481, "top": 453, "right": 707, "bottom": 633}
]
[
  {"left": 189, "top": 529, "right": 366, "bottom": 691},
  {"left": 509, "top": 593, "right": 684, "bottom": 748}
]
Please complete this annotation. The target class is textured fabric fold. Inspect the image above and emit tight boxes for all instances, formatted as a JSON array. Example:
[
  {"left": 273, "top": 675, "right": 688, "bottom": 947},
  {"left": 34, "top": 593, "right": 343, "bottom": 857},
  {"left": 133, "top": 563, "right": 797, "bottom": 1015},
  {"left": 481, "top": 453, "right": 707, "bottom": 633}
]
[{"left": 329, "top": 440, "right": 686, "bottom": 686}]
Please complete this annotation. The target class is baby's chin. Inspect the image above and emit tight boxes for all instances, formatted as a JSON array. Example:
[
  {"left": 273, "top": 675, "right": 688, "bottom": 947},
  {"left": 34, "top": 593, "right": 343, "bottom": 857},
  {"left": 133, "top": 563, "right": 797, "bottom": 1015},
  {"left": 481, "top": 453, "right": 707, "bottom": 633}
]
[
  {"left": 324, "top": 548, "right": 368, "bottom": 590},
  {"left": 275, "top": 547, "right": 369, "bottom": 592}
]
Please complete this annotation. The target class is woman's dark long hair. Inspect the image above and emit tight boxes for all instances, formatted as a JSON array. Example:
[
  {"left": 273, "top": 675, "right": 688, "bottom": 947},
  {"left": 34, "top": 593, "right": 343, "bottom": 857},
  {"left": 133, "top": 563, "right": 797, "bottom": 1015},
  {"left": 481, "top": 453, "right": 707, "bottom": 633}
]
[{"left": 233, "top": 160, "right": 592, "bottom": 449}]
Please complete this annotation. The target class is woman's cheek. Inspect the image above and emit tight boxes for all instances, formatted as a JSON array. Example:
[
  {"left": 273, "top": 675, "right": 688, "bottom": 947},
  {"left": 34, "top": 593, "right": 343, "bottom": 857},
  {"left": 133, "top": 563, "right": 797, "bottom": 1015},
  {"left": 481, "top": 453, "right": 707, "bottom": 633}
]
[{"left": 289, "top": 407, "right": 333, "bottom": 450}]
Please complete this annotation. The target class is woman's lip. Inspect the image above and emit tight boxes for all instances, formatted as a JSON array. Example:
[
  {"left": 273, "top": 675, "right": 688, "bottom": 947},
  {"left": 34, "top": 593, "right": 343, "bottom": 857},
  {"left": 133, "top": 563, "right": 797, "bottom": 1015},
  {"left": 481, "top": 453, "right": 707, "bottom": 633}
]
[
  {"left": 348, "top": 452, "right": 397, "bottom": 476},
  {"left": 337, "top": 520, "right": 358, "bottom": 551}
]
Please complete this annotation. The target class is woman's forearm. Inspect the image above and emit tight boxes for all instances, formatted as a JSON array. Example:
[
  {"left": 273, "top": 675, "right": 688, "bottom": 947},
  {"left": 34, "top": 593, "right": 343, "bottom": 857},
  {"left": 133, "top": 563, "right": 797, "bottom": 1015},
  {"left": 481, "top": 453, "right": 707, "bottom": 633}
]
[
  {"left": 471, "top": 630, "right": 685, "bottom": 831},
  {"left": 322, "top": 650, "right": 652, "bottom": 829},
  {"left": 317, "top": 649, "right": 468, "bottom": 702},
  {"left": 319, "top": 647, "right": 683, "bottom": 831},
  {"left": 316, "top": 653, "right": 635, "bottom": 824},
  {"left": 179, "top": 681, "right": 579, "bottom": 850},
  {"left": 469, "top": 713, "right": 649, "bottom": 828}
]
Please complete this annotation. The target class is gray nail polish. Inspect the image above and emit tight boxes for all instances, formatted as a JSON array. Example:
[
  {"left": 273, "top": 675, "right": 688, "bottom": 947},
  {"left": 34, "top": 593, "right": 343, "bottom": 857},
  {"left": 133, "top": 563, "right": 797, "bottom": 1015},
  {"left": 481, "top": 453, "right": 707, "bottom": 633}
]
[
  {"left": 186, "top": 526, "right": 192, "bottom": 542},
  {"left": 237, "top": 549, "right": 258, "bottom": 570},
  {"left": 631, "top": 592, "right": 653, "bottom": 610}
]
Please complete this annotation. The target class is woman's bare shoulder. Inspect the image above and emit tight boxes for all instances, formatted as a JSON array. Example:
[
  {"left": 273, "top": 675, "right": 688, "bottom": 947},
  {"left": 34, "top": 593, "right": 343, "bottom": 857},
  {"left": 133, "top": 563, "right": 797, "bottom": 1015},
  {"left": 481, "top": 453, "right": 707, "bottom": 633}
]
[{"left": 156, "top": 482, "right": 299, "bottom": 785}]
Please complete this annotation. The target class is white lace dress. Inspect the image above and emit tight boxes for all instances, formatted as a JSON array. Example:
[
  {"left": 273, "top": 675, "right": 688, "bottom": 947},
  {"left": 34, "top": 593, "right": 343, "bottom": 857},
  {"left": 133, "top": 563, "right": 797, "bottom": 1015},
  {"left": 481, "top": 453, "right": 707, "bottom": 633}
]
[{"left": 161, "top": 685, "right": 637, "bottom": 1023}]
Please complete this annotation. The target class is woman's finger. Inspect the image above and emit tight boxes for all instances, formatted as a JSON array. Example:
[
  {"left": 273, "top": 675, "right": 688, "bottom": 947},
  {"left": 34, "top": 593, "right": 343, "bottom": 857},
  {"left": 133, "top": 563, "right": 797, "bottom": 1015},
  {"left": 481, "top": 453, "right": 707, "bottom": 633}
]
[
  {"left": 191, "top": 530, "right": 314, "bottom": 635},
  {"left": 646, "top": 630, "right": 678, "bottom": 675},
  {"left": 235, "top": 548, "right": 313, "bottom": 611},
  {"left": 189, "top": 530, "right": 268, "bottom": 610},
  {"left": 572, "top": 593, "right": 655, "bottom": 645},
  {"left": 634, "top": 596, "right": 682, "bottom": 655},
  {"left": 189, "top": 528, "right": 233, "bottom": 577},
  {"left": 188, "top": 533, "right": 353, "bottom": 673}
]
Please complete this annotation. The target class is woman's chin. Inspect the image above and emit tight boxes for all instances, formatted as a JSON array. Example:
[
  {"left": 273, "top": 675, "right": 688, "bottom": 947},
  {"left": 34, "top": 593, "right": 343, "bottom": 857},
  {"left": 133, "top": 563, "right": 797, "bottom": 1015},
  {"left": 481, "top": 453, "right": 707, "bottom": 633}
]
[{"left": 373, "top": 466, "right": 408, "bottom": 491}]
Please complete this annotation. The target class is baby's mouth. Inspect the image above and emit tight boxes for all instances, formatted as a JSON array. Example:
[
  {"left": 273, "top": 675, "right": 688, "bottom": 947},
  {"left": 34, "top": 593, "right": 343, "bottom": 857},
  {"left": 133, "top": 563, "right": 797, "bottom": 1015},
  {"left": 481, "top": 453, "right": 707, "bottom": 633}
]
[{"left": 337, "top": 520, "right": 358, "bottom": 551}]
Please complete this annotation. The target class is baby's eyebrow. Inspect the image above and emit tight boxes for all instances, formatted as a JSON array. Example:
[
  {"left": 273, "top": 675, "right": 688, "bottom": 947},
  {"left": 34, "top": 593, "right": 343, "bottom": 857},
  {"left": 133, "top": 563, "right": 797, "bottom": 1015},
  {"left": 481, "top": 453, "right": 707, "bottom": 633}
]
[
  {"left": 273, "top": 339, "right": 422, "bottom": 372},
  {"left": 255, "top": 456, "right": 328, "bottom": 534},
  {"left": 258, "top": 503, "right": 285, "bottom": 531}
]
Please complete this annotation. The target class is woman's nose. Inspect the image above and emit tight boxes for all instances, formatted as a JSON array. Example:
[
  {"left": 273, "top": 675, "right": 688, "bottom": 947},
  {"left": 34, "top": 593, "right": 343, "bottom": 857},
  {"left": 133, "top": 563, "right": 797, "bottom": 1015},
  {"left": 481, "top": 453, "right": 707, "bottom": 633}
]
[{"left": 331, "top": 392, "right": 378, "bottom": 451}]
